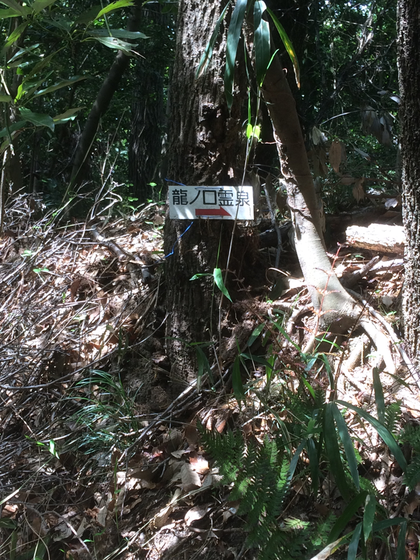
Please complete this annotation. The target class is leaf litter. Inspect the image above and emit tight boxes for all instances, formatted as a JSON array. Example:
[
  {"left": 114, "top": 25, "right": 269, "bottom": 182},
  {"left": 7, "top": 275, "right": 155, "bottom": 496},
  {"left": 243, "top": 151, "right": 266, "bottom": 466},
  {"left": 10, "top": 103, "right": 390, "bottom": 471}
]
[{"left": 0, "top": 193, "right": 419, "bottom": 560}]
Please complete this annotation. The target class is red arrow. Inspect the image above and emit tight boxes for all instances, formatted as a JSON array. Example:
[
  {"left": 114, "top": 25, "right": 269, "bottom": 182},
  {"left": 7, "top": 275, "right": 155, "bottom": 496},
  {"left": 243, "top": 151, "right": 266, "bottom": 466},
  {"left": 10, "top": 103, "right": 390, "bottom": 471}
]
[{"left": 195, "top": 207, "right": 231, "bottom": 217}]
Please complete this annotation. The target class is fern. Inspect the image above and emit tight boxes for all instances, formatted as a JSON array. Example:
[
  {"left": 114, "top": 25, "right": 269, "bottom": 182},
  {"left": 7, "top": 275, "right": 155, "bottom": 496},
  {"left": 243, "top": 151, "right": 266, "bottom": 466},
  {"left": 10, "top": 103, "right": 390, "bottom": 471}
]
[
  {"left": 202, "top": 428, "right": 310, "bottom": 559},
  {"left": 383, "top": 401, "right": 401, "bottom": 434}
]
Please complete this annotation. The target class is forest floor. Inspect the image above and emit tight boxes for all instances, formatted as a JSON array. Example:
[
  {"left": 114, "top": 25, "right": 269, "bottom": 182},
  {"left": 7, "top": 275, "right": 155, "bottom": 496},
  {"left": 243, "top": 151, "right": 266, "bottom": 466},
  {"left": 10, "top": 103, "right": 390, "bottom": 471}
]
[{"left": 1, "top": 194, "right": 419, "bottom": 560}]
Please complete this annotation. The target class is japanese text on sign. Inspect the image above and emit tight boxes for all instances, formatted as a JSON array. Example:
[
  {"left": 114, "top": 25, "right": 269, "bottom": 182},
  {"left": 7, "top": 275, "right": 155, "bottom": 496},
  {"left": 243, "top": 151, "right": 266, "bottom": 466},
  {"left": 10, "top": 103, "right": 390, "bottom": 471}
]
[{"left": 169, "top": 186, "right": 254, "bottom": 220}]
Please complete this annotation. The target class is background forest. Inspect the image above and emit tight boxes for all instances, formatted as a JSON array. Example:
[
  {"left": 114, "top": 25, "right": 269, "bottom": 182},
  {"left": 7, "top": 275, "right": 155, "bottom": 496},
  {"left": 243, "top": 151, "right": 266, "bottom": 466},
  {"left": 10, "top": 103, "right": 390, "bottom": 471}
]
[{"left": 1, "top": 1, "right": 420, "bottom": 559}]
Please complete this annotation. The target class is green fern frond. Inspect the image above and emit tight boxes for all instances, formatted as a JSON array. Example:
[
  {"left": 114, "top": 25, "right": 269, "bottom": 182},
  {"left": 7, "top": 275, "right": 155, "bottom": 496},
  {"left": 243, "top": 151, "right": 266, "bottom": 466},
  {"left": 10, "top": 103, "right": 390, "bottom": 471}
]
[
  {"left": 404, "top": 454, "right": 420, "bottom": 490},
  {"left": 383, "top": 401, "right": 401, "bottom": 434}
]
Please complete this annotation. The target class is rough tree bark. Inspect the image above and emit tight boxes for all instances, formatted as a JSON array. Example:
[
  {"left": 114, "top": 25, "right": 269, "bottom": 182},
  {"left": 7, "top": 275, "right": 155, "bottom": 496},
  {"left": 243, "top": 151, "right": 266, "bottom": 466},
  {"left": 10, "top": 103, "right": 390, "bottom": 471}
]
[
  {"left": 164, "top": 0, "right": 248, "bottom": 386},
  {"left": 397, "top": 0, "right": 420, "bottom": 364}
]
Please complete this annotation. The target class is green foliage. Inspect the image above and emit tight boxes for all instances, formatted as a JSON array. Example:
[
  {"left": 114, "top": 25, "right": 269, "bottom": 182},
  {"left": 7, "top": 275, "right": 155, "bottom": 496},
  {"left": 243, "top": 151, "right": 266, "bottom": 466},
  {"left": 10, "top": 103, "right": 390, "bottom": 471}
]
[
  {"left": 201, "top": 428, "right": 306, "bottom": 559},
  {"left": 68, "top": 369, "right": 140, "bottom": 453}
]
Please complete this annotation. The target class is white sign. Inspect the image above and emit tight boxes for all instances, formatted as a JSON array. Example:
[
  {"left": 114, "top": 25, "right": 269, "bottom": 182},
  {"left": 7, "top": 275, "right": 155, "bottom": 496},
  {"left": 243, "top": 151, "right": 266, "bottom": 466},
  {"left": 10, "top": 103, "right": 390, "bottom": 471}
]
[{"left": 168, "top": 186, "right": 254, "bottom": 220}]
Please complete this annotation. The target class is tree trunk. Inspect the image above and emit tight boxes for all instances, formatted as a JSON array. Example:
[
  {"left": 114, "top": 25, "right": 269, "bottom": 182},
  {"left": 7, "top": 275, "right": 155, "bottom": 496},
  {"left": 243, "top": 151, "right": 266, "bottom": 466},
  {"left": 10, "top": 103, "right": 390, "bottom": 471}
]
[
  {"left": 397, "top": 0, "right": 420, "bottom": 364},
  {"left": 261, "top": 54, "right": 358, "bottom": 333},
  {"left": 164, "top": 0, "right": 247, "bottom": 387},
  {"left": 70, "top": 1, "right": 143, "bottom": 186}
]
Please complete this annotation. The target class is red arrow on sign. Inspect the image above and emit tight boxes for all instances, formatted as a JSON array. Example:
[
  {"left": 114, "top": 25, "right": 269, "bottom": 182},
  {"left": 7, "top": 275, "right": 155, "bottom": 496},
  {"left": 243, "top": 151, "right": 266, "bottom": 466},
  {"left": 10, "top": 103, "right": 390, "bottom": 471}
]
[{"left": 195, "top": 207, "right": 231, "bottom": 217}]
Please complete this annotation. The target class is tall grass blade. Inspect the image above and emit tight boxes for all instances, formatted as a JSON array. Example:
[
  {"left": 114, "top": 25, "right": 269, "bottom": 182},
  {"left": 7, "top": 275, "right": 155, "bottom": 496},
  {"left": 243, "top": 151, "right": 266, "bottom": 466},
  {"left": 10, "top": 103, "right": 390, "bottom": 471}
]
[
  {"left": 331, "top": 402, "right": 360, "bottom": 490},
  {"left": 224, "top": 0, "right": 247, "bottom": 109},
  {"left": 347, "top": 522, "right": 362, "bottom": 560},
  {"left": 196, "top": 1, "right": 231, "bottom": 78},
  {"left": 324, "top": 403, "right": 351, "bottom": 501},
  {"left": 266, "top": 7, "right": 300, "bottom": 88},
  {"left": 372, "top": 367, "right": 385, "bottom": 424},
  {"left": 254, "top": 0, "right": 271, "bottom": 87},
  {"left": 328, "top": 491, "right": 367, "bottom": 543},
  {"left": 362, "top": 494, "right": 376, "bottom": 543},
  {"left": 337, "top": 401, "right": 407, "bottom": 472}
]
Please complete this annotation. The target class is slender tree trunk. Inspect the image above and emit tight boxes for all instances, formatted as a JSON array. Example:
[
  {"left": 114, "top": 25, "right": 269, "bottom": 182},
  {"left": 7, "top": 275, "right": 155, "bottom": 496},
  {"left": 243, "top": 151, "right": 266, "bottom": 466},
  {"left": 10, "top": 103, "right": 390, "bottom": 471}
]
[
  {"left": 262, "top": 55, "right": 358, "bottom": 333},
  {"left": 164, "top": 0, "right": 247, "bottom": 387},
  {"left": 397, "top": 0, "right": 420, "bottom": 364},
  {"left": 70, "top": 2, "right": 143, "bottom": 186}
]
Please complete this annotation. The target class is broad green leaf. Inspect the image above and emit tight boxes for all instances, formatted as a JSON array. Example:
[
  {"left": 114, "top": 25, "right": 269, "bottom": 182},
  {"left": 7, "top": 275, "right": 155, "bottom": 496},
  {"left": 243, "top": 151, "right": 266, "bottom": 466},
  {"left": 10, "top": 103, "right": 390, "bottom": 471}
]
[
  {"left": 96, "top": 0, "right": 134, "bottom": 19},
  {"left": 53, "top": 107, "right": 84, "bottom": 124},
  {"left": 24, "top": 52, "right": 57, "bottom": 81},
  {"left": 362, "top": 494, "right": 376, "bottom": 543},
  {"left": 331, "top": 402, "right": 360, "bottom": 490},
  {"left": 33, "top": 76, "right": 87, "bottom": 97},
  {"left": 0, "top": 94, "right": 12, "bottom": 102},
  {"left": 32, "top": 0, "right": 57, "bottom": 14},
  {"left": 232, "top": 355, "right": 246, "bottom": 406},
  {"left": 372, "top": 517, "right": 406, "bottom": 532},
  {"left": 372, "top": 367, "right": 385, "bottom": 424},
  {"left": 89, "top": 36, "right": 138, "bottom": 55},
  {"left": 213, "top": 267, "right": 232, "bottom": 301},
  {"left": 328, "top": 491, "right": 367, "bottom": 543},
  {"left": 347, "top": 522, "right": 362, "bottom": 560},
  {"left": 254, "top": 0, "right": 271, "bottom": 87},
  {"left": 337, "top": 401, "right": 407, "bottom": 472},
  {"left": 196, "top": 1, "right": 230, "bottom": 79},
  {"left": 19, "top": 108, "right": 54, "bottom": 131},
  {"left": 0, "top": 0, "right": 29, "bottom": 17},
  {"left": 7, "top": 43, "right": 40, "bottom": 64},
  {"left": 324, "top": 403, "right": 351, "bottom": 501},
  {"left": 75, "top": 5, "right": 102, "bottom": 25},
  {"left": 88, "top": 29, "right": 148, "bottom": 40},
  {"left": 3, "top": 21, "right": 28, "bottom": 51},
  {"left": 0, "top": 7, "right": 27, "bottom": 18},
  {"left": 266, "top": 7, "right": 300, "bottom": 88},
  {"left": 224, "top": 0, "right": 247, "bottom": 110},
  {"left": 0, "top": 120, "right": 26, "bottom": 139}
]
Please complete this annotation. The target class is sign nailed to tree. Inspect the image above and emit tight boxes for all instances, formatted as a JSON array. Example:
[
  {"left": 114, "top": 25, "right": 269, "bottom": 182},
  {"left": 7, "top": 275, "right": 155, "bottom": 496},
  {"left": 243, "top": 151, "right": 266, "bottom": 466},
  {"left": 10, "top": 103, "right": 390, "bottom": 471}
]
[{"left": 168, "top": 186, "right": 254, "bottom": 220}]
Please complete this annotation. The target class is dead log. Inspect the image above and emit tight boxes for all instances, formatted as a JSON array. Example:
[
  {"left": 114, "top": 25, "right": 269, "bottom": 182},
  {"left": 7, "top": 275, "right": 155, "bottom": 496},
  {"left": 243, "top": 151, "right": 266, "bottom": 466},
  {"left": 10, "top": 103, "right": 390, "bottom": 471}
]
[{"left": 346, "top": 223, "right": 405, "bottom": 255}]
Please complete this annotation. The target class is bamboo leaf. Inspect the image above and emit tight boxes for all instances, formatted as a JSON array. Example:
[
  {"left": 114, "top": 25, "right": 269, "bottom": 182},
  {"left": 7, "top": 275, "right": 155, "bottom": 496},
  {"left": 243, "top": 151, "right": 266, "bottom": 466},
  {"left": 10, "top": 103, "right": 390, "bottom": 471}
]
[
  {"left": 266, "top": 7, "right": 300, "bottom": 88},
  {"left": 90, "top": 36, "right": 138, "bottom": 55},
  {"left": 324, "top": 403, "right": 351, "bottom": 501},
  {"left": 328, "top": 491, "right": 367, "bottom": 543},
  {"left": 247, "top": 323, "right": 265, "bottom": 346},
  {"left": 232, "top": 355, "right": 246, "bottom": 406},
  {"left": 306, "top": 437, "right": 319, "bottom": 492},
  {"left": 195, "top": 346, "right": 212, "bottom": 391},
  {"left": 254, "top": 0, "right": 271, "bottom": 87},
  {"left": 88, "top": 29, "right": 148, "bottom": 40},
  {"left": 362, "top": 494, "right": 376, "bottom": 543},
  {"left": 347, "top": 522, "right": 362, "bottom": 560},
  {"left": 396, "top": 519, "right": 407, "bottom": 560},
  {"left": 331, "top": 402, "right": 360, "bottom": 490},
  {"left": 213, "top": 267, "right": 232, "bottom": 301},
  {"left": 224, "top": 0, "right": 247, "bottom": 110},
  {"left": 372, "top": 367, "right": 385, "bottom": 424},
  {"left": 33, "top": 76, "right": 87, "bottom": 97},
  {"left": 337, "top": 401, "right": 407, "bottom": 472},
  {"left": 196, "top": 1, "right": 230, "bottom": 78}
]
